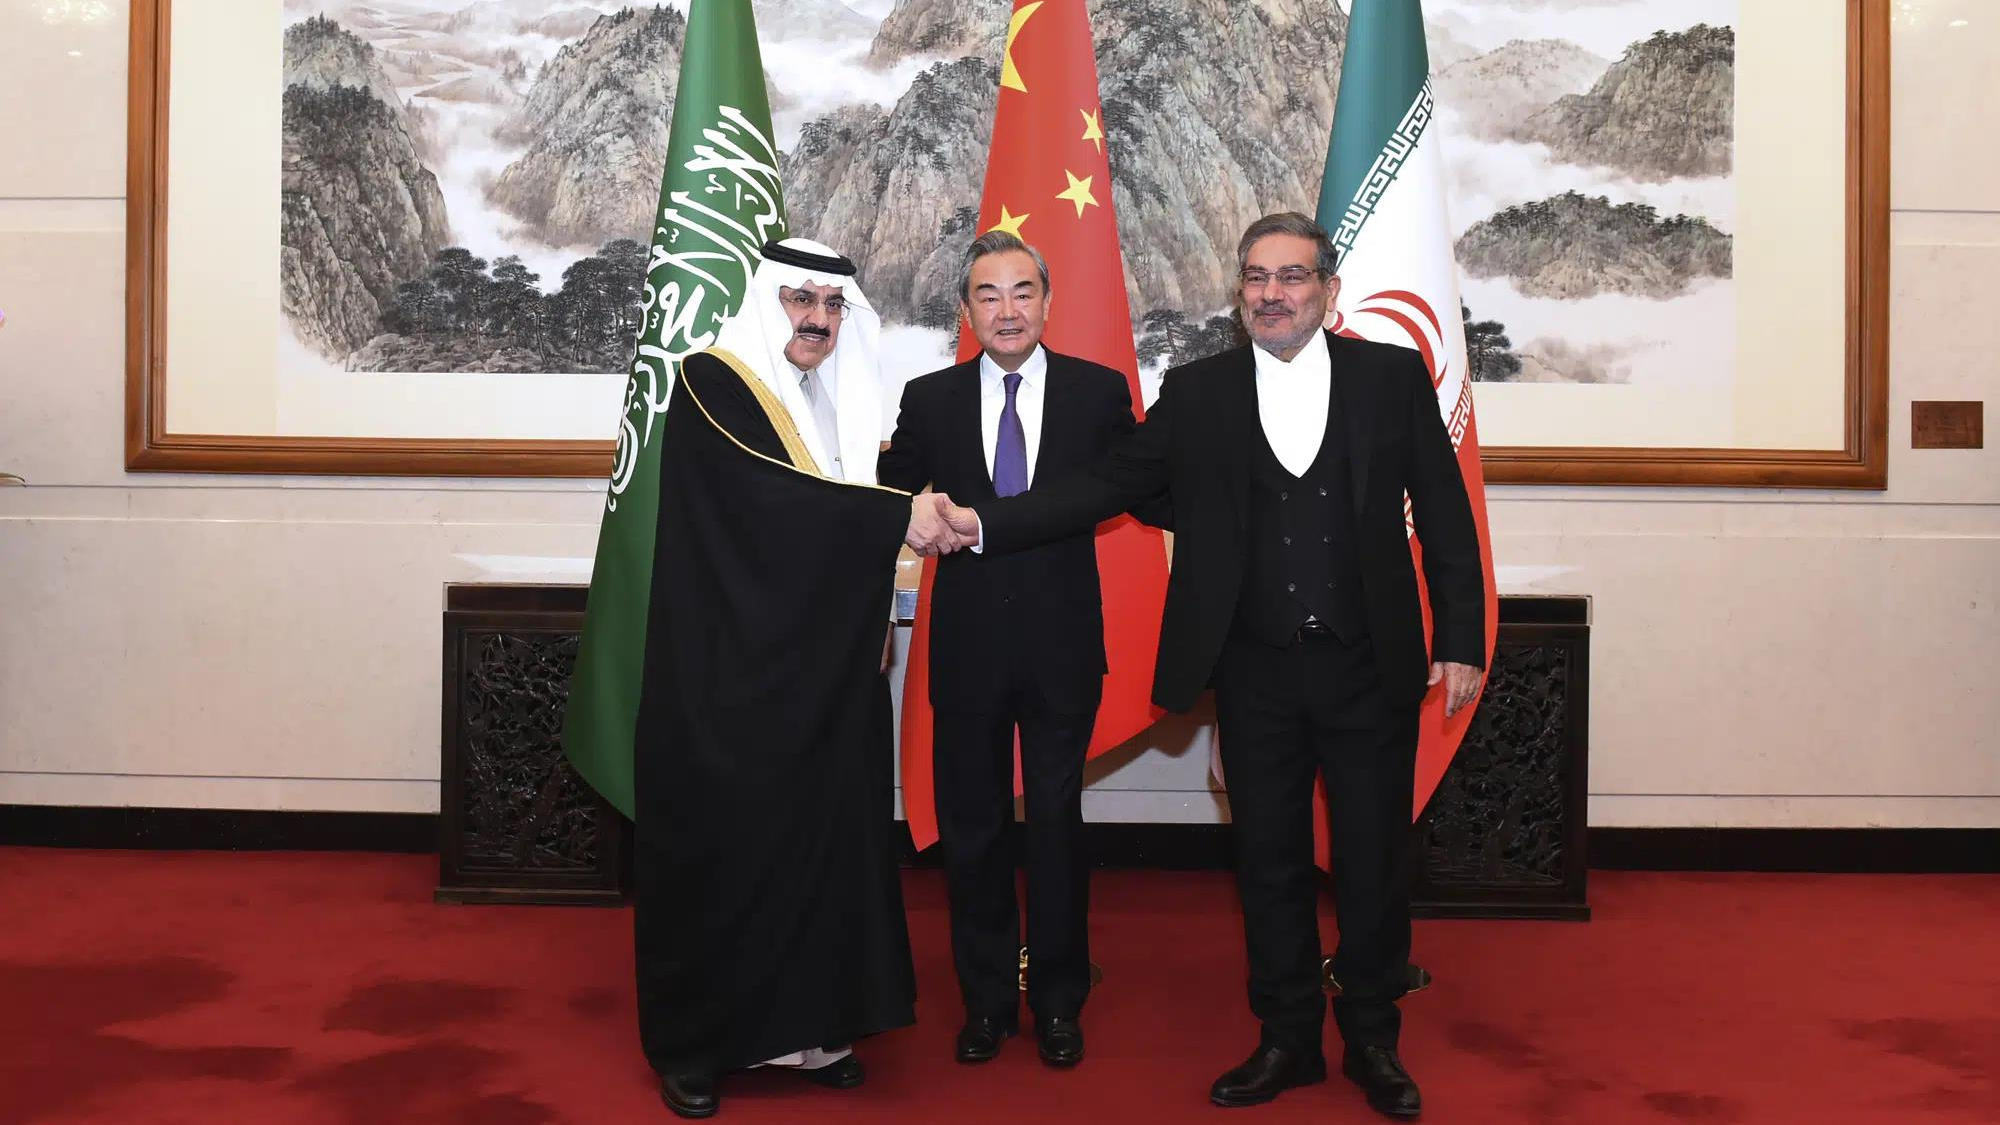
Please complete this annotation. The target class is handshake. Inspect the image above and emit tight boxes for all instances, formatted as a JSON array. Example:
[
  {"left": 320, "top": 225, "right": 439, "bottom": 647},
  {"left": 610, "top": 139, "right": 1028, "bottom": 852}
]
[{"left": 904, "top": 493, "right": 982, "bottom": 557}]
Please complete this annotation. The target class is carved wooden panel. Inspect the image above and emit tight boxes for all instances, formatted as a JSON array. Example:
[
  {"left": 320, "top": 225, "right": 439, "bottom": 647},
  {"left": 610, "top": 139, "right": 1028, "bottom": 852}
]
[
  {"left": 438, "top": 585, "right": 624, "bottom": 904},
  {"left": 1414, "top": 600, "right": 1591, "bottom": 920}
]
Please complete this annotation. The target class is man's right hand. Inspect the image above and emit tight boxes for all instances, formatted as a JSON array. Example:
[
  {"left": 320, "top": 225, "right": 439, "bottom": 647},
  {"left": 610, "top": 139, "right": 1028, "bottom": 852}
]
[{"left": 905, "top": 493, "right": 972, "bottom": 556}]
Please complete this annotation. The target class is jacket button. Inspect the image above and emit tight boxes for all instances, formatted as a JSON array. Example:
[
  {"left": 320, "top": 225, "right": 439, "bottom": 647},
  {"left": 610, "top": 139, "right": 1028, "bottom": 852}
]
[
  {"left": 1282, "top": 536, "right": 1291, "bottom": 545},
  {"left": 1280, "top": 491, "right": 1289, "bottom": 501},
  {"left": 1286, "top": 583, "right": 1296, "bottom": 593},
  {"left": 1318, "top": 487, "right": 1328, "bottom": 497},
  {"left": 1323, "top": 535, "right": 1331, "bottom": 543}
]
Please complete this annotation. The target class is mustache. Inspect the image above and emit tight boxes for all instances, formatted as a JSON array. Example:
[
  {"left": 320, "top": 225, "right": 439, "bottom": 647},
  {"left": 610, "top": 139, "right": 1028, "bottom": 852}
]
[
  {"left": 1255, "top": 302, "right": 1292, "bottom": 317},
  {"left": 793, "top": 325, "right": 832, "bottom": 340}
]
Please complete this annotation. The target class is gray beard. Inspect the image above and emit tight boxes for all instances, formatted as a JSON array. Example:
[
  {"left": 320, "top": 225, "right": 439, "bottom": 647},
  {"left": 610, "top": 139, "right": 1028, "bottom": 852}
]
[{"left": 1249, "top": 319, "right": 1320, "bottom": 358}]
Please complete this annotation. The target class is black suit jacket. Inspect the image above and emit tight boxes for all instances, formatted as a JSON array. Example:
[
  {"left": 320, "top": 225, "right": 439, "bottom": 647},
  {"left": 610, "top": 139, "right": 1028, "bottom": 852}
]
[
  {"left": 878, "top": 350, "right": 1142, "bottom": 713},
  {"left": 979, "top": 331, "right": 1485, "bottom": 710}
]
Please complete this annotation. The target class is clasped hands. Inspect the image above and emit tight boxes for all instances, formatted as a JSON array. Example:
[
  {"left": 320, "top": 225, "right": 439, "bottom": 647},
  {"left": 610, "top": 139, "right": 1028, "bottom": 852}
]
[{"left": 905, "top": 493, "right": 981, "bottom": 556}]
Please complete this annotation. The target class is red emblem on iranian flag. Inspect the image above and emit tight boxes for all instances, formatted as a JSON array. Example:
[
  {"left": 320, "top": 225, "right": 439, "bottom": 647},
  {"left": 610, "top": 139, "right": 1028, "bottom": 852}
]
[{"left": 1318, "top": 0, "right": 1501, "bottom": 845}]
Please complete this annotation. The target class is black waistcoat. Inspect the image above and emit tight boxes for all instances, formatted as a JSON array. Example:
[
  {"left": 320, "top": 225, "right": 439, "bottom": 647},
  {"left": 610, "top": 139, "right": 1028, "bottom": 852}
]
[{"left": 1234, "top": 388, "right": 1368, "bottom": 647}]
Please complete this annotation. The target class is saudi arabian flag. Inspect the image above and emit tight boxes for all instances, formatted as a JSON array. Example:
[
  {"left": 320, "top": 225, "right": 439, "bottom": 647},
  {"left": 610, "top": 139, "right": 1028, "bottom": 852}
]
[
  {"left": 564, "top": 0, "right": 788, "bottom": 818},
  {"left": 1317, "top": 0, "right": 1500, "bottom": 819}
]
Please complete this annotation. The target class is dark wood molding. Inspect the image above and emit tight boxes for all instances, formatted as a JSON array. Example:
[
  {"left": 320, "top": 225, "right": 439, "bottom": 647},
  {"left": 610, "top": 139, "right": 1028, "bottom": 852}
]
[
  {"left": 0, "top": 806, "right": 434, "bottom": 852},
  {"left": 1493, "top": 594, "right": 1589, "bottom": 626},
  {"left": 1591, "top": 827, "right": 2000, "bottom": 874},
  {"left": 122, "top": 0, "right": 615, "bottom": 478},
  {"left": 126, "top": 434, "right": 616, "bottom": 479},
  {"left": 9, "top": 809, "right": 1993, "bottom": 877},
  {"left": 1479, "top": 0, "right": 1890, "bottom": 488},
  {"left": 446, "top": 583, "right": 589, "bottom": 613}
]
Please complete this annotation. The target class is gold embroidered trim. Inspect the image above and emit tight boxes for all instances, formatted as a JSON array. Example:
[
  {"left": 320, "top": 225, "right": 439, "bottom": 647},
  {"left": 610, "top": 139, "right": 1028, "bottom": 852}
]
[
  {"left": 704, "top": 346, "right": 822, "bottom": 475},
  {"left": 676, "top": 350, "right": 912, "bottom": 497}
]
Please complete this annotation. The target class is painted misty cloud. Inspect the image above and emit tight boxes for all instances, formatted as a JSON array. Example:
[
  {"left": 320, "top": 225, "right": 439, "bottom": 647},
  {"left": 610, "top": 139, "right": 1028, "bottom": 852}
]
[
  {"left": 1423, "top": 2, "right": 1737, "bottom": 385},
  {"left": 276, "top": 0, "right": 1736, "bottom": 391},
  {"left": 280, "top": 1, "right": 671, "bottom": 374}
]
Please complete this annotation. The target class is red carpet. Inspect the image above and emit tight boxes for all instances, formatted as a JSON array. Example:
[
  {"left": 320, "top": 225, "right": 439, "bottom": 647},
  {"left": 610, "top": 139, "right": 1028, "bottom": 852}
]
[{"left": 1, "top": 849, "right": 1996, "bottom": 1124}]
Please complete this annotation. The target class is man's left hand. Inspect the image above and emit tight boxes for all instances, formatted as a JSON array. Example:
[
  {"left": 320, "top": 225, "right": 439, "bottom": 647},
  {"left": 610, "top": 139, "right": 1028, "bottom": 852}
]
[{"left": 1428, "top": 661, "right": 1483, "bottom": 718}]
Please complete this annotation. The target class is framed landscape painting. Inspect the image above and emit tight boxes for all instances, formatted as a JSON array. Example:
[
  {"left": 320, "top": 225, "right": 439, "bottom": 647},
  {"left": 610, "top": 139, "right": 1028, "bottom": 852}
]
[{"left": 125, "top": 0, "right": 1887, "bottom": 484}]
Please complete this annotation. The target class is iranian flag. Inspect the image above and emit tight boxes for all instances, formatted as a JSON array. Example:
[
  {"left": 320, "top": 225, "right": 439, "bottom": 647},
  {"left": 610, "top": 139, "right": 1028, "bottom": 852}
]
[
  {"left": 899, "top": 0, "right": 1171, "bottom": 850},
  {"left": 1317, "top": 0, "right": 1499, "bottom": 823},
  {"left": 563, "top": 0, "right": 787, "bottom": 818}
]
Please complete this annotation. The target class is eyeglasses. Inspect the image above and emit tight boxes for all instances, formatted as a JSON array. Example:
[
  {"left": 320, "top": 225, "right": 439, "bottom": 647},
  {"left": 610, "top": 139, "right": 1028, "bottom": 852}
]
[
  {"left": 1238, "top": 267, "right": 1324, "bottom": 291},
  {"left": 781, "top": 289, "right": 848, "bottom": 318}
]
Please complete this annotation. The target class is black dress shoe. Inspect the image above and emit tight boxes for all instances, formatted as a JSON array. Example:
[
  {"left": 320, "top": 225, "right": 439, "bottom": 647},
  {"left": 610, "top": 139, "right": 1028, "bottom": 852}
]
[
  {"left": 798, "top": 1053, "right": 865, "bottom": 1089},
  {"left": 955, "top": 1015, "right": 1018, "bottom": 1063},
  {"left": 657, "top": 1071, "right": 719, "bottom": 1119},
  {"left": 1342, "top": 1045, "right": 1422, "bottom": 1119},
  {"left": 1208, "top": 1044, "right": 1328, "bottom": 1107},
  {"left": 1034, "top": 1016, "right": 1084, "bottom": 1067}
]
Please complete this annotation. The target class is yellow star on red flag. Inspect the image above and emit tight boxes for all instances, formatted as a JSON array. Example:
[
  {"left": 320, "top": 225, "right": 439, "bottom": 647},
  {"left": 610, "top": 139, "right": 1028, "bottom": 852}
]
[
  {"left": 1080, "top": 108, "right": 1104, "bottom": 154},
  {"left": 906, "top": 0, "right": 1168, "bottom": 861},
  {"left": 988, "top": 205, "right": 1030, "bottom": 238},
  {"left": 999, "top": 1, "right": 1044, "bottom": 93},
  {"left": 1055, "top": 170, "right": 1099, "bottom": 218}
]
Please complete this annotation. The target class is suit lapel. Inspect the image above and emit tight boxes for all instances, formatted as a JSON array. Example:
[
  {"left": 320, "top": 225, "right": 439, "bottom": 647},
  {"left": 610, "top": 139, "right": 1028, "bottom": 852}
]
[
  {"left": 1037, "top": 351, "right": 1074, "bottom": 478},
  {"left": 948, "top": 358, "right": 993, "bottom": 500},
  {"left": 1220, "top": 345, "right": 1256, "bottom": 529},
  {"left": 1327, "top": 331, "right": 1373, "bottom": 511}
]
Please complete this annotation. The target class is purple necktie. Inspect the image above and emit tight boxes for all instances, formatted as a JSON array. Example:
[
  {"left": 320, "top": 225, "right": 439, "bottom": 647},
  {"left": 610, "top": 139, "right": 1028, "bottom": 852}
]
[{"left": 992, "top": 371, "right": 1028, "bottom": 497}]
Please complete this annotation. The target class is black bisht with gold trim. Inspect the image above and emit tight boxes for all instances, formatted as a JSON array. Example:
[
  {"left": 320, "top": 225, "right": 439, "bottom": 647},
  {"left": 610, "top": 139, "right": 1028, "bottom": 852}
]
[{"left": 632, "top": 349, "right": 916, "bottom": 1075}]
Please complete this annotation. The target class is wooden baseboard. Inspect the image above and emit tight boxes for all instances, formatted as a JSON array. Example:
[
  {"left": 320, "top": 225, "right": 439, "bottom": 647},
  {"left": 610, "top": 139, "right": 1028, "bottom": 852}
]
[
  {"left": 1589, "top": 827, "right": 1999, "bottom": 873},
  {"left": 8, "top": 807, "right": 1993, "bottom": 875},
  {"left": 0, "top": 805, "right": 434, "bottom": 852}
]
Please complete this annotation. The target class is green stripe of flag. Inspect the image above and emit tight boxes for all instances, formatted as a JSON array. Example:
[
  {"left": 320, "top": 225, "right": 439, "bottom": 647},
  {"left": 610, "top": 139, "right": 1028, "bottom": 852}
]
[
  {"left": 1316, "top": 0, "right": 1433, "bottom": 236},
  {"left": 563, "top": 0, "right": 788, "bottom": 819}
]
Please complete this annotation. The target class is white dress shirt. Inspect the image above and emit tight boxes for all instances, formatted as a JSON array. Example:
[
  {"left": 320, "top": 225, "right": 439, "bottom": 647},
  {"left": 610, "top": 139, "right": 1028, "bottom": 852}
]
[
  {"left": 964, "top": 346, "right": 1047, "bottom": 553},
  {"left": 1250, "top": 329, "right": 1332, "bottom": 477},
  {"left": 787, "top": 359, "right": 842, "bottom": 476},
  {"left": 979, "top": 344, "right": 1048, "bottom": 486}
]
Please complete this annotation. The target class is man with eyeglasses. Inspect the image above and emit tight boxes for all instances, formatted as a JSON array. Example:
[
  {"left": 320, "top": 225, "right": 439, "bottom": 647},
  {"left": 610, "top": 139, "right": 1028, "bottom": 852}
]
[
  {"left": 915, "top": 212, "right": 1484, "bottom": 1118},
  {"left": 634, "top": 237, "right": 919, "bottom": 1119}
]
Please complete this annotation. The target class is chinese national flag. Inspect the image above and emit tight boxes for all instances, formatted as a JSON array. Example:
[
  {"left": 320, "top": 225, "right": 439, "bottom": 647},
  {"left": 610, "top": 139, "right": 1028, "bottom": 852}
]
[{"left": 899, "top": 0, "right": 1171, "bottom": 850}]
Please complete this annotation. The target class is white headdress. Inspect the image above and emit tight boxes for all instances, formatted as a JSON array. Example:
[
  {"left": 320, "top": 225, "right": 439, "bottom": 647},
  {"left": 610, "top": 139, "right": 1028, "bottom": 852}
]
[{"left": 710, "top": 237, "right": 884, "bottom": 485}]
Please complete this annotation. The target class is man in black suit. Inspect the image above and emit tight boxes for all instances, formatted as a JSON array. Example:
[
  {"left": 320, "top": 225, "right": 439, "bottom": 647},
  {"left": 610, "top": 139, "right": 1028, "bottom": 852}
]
[
  {"left": 878, "top": 231, "right": 1146, "bottom": 1070},
  {"left": 918, "top": 213, "right": 1484, "bottom": 1119}
]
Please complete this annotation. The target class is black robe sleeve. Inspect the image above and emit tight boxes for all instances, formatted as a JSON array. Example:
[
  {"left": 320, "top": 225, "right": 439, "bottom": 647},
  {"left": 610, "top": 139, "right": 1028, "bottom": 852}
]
[{"left": 1400, "top": 350, "right": 1486, "bottom": 669}]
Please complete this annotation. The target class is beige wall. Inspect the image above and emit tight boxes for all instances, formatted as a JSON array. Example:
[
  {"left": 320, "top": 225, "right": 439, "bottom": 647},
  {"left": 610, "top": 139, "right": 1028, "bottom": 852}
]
[{"left": 2, "top": 2, "right": 1995, "bottom": 827}]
